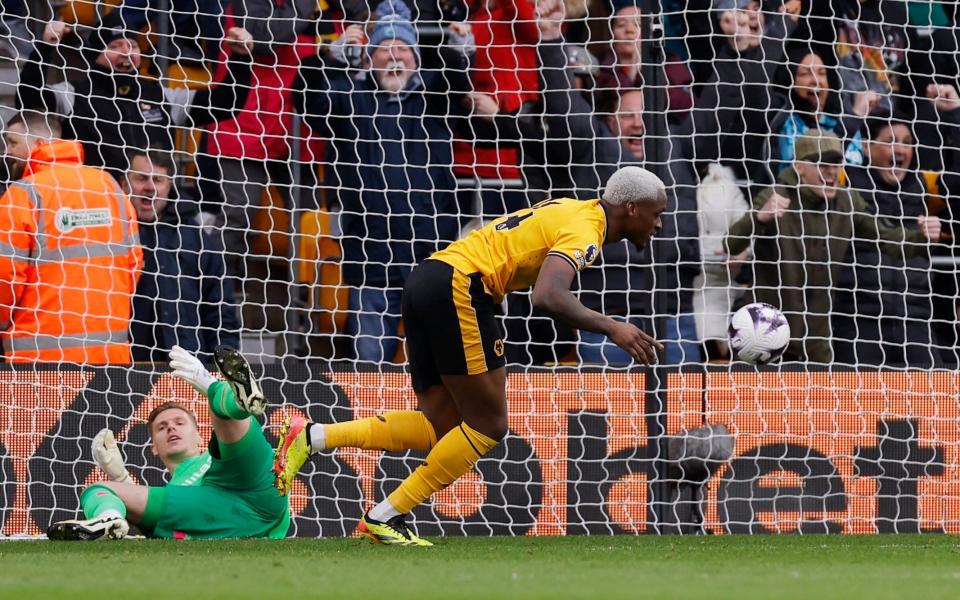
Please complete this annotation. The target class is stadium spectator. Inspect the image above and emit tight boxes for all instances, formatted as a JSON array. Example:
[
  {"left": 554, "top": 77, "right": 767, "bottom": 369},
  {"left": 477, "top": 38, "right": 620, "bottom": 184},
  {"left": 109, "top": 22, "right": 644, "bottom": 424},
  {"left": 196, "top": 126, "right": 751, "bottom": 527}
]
[
  {"left": 537, "top": 0, "right": 701, "bottom": 365},
  {"left": 197, "top": 0, "right": 319, "bottom": 292},
  {"left": 452, "top": 0, "right": 540, "bottom": 215},
  {"left": 686, "top": 0, "right": 799, "bottom": 358},
  {"left": 685, "top": 1, "right": 798, "bottom": 86},
  {"left": 16, "top": 19, "right": 254, "bottom": 179},
  {"left": 688, "top": 0, "right": 799, "bottom": 184},
  {"left": 124, "top": 149, "right": 240, "bottom": 363},
  {"left": 922, "top": 83, "right": 960, "bottom": 244},
  {"left": 0, "top": 113, "right": 143, "bottom": 363},
  {"left": 903, "top": 1, "right": 959, "bottom": 118},
  {"left": 595, "top": 5, "right": 693, "bottom": 126},
  {"left": 909, "top": 60, "right": 960, "bottom": 172},
  {"left": 774, "top": 48, "right": 877, "bottom": 171},
  {"left": 833, "top": 0, "right": 909, "bottom": 117},
  {"left": 99, "top": 0, "right": 228, "bottom": 61},
  {"left": 724, "top": 130, "right": 942, "bottom": 363},
  {"left": 297, "top": 0, "right": 472, "bottom": 362},
  {"left": 595, "top": 5, "right": 643, "bottom": 93},
  {"left": 833, "top": 109, "right": 960, "bottom": 368}
]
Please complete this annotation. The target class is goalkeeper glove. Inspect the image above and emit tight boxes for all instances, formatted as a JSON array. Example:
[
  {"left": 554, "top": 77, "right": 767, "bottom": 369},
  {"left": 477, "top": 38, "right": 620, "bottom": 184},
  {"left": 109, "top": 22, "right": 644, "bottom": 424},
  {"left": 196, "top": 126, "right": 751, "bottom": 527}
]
[
  {"left": 169, "top": 345, "right": 216, "bottom": 395},
  {"left": 91, "top": 428, "right": 132, "bottom": 484}
]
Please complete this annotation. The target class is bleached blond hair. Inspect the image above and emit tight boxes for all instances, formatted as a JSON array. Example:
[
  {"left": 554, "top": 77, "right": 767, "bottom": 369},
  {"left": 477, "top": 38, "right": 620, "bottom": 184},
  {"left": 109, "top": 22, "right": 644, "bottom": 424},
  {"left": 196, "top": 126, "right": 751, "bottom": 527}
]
[{"left": 602, "top": 166, "right": 666, "bottom": 205}]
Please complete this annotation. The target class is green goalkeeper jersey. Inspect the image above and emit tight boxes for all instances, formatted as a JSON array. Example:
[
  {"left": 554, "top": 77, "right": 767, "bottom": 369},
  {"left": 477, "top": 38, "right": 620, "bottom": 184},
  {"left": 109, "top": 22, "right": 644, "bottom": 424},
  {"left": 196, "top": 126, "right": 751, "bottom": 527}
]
[
  {"left": 150, "top": 421, "right": 290, "bottom": 540},
  {"left": 168, "top": 452, "right": 212, "bottom": 486}
]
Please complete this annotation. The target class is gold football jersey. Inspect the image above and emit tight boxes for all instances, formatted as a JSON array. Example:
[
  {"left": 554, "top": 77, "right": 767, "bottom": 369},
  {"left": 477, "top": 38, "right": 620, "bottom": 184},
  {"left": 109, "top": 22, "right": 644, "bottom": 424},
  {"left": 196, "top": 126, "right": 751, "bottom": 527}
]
[{"left": 431, "top": 198, "right": 607, "bottom": 302}]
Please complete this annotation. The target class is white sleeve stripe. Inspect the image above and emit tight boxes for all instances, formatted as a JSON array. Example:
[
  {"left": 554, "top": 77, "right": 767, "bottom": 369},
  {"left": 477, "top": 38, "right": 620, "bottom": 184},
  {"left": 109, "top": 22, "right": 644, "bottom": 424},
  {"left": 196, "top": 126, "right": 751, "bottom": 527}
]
[{"left": 546, "top": 251, "right": 579, "bottom": 271}]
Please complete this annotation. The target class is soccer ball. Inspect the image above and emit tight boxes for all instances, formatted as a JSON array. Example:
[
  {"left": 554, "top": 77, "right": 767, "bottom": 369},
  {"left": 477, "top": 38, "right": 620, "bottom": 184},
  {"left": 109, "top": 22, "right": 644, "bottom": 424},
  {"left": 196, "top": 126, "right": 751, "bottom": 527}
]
[{"left": 727, "top": 303, "right": 790, "bottom": 365}]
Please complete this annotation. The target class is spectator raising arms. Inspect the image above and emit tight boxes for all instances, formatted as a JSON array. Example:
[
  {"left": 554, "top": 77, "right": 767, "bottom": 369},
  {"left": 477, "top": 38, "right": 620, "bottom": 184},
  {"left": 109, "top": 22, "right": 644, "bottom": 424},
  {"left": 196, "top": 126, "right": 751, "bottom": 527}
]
[
  {"left": 725, "top": 130, "right": 942, "bottom": 363},
  {"left": 298, "top": 0, "right": 473, "bottom": 363},
  {"left": 452, "top": 0, "right": 540, "bottom": 214},
  {"left": 198, "top": 0, "right": 319, "bottom": 291},
  {"left": 16, "top": 20, "right": 254, "bottom": 180},
  {"left": 834, "top": 105, "right": 960, "bottom": 368}
]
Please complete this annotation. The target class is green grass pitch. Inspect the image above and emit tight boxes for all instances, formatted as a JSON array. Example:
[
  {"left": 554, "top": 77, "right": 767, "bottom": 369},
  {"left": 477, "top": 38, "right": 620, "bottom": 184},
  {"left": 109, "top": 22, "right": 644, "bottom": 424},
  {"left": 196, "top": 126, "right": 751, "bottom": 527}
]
[{"left": 2, "top": 535, "right": 959, "bottom": 600}]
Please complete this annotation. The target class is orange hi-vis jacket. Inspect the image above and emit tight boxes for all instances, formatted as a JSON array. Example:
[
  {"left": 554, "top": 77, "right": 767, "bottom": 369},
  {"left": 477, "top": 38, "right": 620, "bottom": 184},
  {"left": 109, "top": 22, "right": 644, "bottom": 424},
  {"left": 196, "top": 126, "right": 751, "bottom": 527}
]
[{"left": 0, "top": 141, "right": 143, "bottom": 363}]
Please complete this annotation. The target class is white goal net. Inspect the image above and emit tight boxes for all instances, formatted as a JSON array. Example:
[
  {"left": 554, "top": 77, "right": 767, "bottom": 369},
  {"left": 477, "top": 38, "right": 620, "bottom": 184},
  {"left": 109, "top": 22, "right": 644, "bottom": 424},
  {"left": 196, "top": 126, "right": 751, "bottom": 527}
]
[{"left": 0, "top": 0, "right": 959, "bottom": 537}]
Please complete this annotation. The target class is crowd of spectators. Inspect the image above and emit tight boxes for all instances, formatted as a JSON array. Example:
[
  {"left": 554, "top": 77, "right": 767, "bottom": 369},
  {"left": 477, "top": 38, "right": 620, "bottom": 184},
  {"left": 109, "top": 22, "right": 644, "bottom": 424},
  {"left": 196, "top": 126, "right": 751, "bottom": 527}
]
[{"left": 0, "top": 0, "right": 958, "bottom": 368}]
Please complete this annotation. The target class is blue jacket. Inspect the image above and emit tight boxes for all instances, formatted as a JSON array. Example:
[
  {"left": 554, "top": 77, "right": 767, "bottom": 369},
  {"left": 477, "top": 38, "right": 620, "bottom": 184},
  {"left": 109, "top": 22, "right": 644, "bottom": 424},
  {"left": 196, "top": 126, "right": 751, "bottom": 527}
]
[
  {"left": 301, "top": 56, "right": 469, "bottom": 286},
  {"left": 131, "top": 199, "right": 240, "bottom": 361},
  {"left": 776, "top": 112, "right": 865, "bottom": 173}
]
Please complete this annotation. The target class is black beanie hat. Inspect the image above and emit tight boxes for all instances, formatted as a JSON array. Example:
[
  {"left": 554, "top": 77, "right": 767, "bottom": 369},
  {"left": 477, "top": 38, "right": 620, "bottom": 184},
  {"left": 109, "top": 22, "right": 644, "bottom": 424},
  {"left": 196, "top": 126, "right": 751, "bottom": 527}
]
[{"left": 85, "top": 26, "right": 134, "bottom": 55}]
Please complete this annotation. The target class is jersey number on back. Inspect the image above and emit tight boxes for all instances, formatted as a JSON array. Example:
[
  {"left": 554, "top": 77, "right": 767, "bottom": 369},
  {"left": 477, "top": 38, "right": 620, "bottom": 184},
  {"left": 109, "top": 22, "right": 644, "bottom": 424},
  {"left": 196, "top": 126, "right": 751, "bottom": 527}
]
[
  {"left": 494, "top": 200, "right": 560, "bottom": 231},
  {"left": 495, "top": 212, "right": 533, "bottom": 231}
]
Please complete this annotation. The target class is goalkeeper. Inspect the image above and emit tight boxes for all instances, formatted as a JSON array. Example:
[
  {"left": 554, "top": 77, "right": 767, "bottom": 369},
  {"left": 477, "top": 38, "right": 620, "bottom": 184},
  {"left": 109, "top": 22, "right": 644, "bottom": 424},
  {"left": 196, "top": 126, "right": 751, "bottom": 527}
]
[
  {"left": 48, "top": 346, "right": 289, "bottom": 540},
  {"left": 273, "top": 167, "right": 666, "bottom": 546}
]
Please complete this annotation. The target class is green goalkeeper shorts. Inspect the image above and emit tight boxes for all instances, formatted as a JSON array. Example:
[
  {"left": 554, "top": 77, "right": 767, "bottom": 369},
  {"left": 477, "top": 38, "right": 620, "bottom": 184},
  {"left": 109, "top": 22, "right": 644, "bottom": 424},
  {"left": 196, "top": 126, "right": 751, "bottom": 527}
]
[{"left": 143, "top": 422, "right": 290, "bottom": 540}]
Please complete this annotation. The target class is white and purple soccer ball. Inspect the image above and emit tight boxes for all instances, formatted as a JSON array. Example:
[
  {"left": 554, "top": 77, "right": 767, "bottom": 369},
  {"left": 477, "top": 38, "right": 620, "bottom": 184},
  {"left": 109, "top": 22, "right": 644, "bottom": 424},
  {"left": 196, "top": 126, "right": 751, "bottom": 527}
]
[{"left": 727, "top": 302, "right": 791, "bottom": 365}]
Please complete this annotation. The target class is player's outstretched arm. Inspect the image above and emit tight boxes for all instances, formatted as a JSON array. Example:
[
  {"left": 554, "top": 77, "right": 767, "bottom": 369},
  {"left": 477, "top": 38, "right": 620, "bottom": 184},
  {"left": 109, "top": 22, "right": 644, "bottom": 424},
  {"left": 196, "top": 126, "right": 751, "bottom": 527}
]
[
  {"left": 532, "top": 255, "right": 661, "bottom": 365},
  {"left": 531, "top": 256, "right": 613, "bottom": 333}
]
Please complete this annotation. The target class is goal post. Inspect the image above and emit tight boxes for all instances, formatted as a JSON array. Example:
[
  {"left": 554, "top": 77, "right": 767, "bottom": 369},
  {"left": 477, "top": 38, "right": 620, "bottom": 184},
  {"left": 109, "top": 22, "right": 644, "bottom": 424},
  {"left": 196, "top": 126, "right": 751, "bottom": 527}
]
[{"left": 0, "top": 0, "right": 958, "bottom": 537}]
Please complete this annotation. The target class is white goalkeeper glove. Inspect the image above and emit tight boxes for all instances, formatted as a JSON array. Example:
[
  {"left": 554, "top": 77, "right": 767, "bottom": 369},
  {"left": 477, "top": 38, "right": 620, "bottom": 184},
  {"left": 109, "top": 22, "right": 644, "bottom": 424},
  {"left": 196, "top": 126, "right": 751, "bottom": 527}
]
[
  {"left": 169, "top": 345, "right": 216, "bottom": 395},
  {"left": 91, "top": 428, "right": 132, "bottom": 484}
]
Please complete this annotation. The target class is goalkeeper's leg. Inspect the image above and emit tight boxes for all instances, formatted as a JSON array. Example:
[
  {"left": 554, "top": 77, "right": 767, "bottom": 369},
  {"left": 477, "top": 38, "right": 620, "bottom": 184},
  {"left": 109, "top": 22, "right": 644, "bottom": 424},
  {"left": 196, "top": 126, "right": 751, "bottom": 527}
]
[
  {"left": 199, "top": 345, "right": 276, "bottom": 447},
  {"left": 213, "top": 345, "right": 266, "bottom": 416},
  {"left": 47, "top": 481, "right": 148, "bottom": 541}
]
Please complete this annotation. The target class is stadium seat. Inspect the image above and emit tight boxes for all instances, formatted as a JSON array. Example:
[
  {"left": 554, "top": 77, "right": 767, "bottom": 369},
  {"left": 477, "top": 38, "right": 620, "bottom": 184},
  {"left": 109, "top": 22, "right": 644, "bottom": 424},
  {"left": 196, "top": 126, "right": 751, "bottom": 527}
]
[
  {"left": 252, "top": 185, "right": 291, "bottom": 258},
  {"left": 297, "top": 208, "right": 348, "bottom": 338},
  {"left": 59, "top": 0, "right": 121, "bottom": 27}
]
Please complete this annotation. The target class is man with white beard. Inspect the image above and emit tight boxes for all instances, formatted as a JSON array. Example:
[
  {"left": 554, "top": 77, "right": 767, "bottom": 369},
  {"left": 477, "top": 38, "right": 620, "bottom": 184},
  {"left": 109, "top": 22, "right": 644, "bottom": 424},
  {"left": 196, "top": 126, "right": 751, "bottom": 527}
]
[{"left": 298, "top": 0, "right": 474, "bottom": 363}]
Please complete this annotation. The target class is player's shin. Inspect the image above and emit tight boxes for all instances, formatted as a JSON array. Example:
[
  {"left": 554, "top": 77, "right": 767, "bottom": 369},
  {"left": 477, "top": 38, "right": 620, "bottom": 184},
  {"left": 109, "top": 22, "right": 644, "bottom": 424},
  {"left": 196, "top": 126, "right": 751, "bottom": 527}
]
[
  {"left": 48, "top": 484, "right": 130, "bottom": 541},
  {"left": 80, "top": 484, "right": 127, "bottom": 520},
  {"left": 383, "top": 422, "right": 498, "bottom": 515},
  {"left": 320, "top": 411, "right": 438, "bottom": 452},
  {"left": 275, "top": 412, "right": 438, "bottom": 497},
  {"left": 208, "top": 380, "right": 250, "bottom": 420}
]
